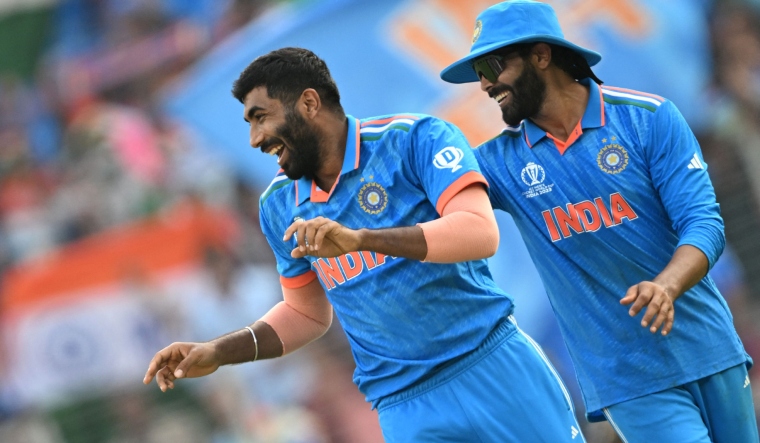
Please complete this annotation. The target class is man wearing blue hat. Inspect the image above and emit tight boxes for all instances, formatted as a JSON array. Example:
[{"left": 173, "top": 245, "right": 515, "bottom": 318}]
[{"left": 442, "top": 1, "right": 758, "bottom": 442}]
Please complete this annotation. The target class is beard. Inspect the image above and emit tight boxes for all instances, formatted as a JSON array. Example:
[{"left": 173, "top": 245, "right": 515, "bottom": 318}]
[
  {"left": 500, "top": 62, "right": 546, "bottom": 127},
  {"left": 275, "top": 108, "right": 323, "bottom": 181}
]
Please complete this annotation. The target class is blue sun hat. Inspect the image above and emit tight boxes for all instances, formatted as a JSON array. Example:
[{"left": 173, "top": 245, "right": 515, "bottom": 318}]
[{"left": 440, "top": 0, "right": 602, "bottom": 84}]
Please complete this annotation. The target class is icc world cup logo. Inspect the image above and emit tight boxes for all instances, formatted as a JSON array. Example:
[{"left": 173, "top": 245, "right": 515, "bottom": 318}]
[{"left": 520, "top": 162, "right": 545, "bottom": 186}]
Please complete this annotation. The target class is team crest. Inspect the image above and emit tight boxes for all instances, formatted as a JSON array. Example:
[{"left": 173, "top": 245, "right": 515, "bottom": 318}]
[
  {"left": 358, "top": 182, "right": 388, "bottom": 215},
  {"left": 472, "top": 20, "right": 482, "bottom": 44},
  {"left": 597, "top": 143, "right": 629, "bottom": 174}
]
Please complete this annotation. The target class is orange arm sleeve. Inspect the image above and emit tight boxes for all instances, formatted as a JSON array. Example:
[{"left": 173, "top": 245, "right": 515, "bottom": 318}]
[
  {"left": 260, "top": 278, "right": 333, "bottom": 355},
  {"left": 418, "top": 184, "right": 499, "bottom": 263}
]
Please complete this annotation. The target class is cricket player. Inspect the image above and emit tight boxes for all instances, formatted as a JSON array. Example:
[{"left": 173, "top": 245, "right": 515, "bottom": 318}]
[
  {"left": 441, "top": 1, "right": 758, "bottom": 442},
  {"left": 144, "top": 47, "right": 585, "bottom": 442}
]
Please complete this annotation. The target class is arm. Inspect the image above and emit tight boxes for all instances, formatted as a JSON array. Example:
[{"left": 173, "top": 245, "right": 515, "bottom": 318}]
[
  {"left": 143, "top": 278, "right": 332, "bottom": 391},
  {"left": 284, "top": 183, "right": 498, "bottom": 262},
  {"left": 621, "top": 100, "right": 724, "bottom": 335}
]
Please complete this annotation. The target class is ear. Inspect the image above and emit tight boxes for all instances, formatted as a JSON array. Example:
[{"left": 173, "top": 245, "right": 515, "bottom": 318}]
[
  {"left": 299, "top": 89, "right": 321, "bottom": 119},
  {"left": 531, "top": 43, "right": 552, "bottom": 69}
]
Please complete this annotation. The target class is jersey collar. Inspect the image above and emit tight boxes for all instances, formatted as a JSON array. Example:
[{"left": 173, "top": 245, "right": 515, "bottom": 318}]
[
  {"left": 523, "top": 79, "right": 606, "bottom": 150},
  {"left": 295, "top": 115, "right": 361, "bottom": 206}
]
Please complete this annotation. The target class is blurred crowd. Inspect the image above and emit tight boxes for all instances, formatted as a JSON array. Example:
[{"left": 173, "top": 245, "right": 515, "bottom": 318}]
[{"left": 0, "top": 1, "right": 759, "bottom": 442}]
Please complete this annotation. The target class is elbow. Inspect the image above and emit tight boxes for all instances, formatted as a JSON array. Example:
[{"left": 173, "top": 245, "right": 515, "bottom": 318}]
[{"left": 483, "top": 219, "right": 500, "bottom": 258}]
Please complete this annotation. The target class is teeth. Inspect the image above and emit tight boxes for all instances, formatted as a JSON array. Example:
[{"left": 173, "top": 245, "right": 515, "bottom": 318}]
[
  {"left": 495, "top": 91, "right": 510, "bottom": 103},
  {"left": 268, "top": 145, "right": 283, "bottom": 156}
]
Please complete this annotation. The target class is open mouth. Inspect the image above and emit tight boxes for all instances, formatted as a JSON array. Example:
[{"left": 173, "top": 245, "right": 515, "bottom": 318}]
[
  {"left": 264, "top": 144, "right": 283, "bottom": 157},
  {"left": 494, "top": 90, "right": 510, "bottom": 104}
]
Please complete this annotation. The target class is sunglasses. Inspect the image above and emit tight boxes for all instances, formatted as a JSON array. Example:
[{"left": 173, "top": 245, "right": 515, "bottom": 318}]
[
  {"left": 473, "top": 55, "right": 505, "bottom": 83},
  {"left": 472, "top": 50, "right": 522, "bottom": 83}
]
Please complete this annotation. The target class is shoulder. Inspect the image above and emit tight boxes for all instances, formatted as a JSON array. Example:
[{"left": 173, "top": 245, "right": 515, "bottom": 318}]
[
  {"left": 259, "top": 169, "right": 294, "bottom": 209},
  {"left": 358, "top": 113, "right": 424, "bottom": 141},
  {"left": 474, "top": 125, "right": 522, "bottom": 157},
  {"left": 601, "top": 85, "right": 671, "bottom": 116}
]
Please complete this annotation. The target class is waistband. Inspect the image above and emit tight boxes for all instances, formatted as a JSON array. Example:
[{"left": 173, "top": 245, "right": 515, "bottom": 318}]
[{"left": 374, "top": 315, "right": 517, "bottom": 411}]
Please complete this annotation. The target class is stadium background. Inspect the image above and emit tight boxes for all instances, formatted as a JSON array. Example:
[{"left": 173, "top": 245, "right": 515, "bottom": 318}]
[{"left": 0, "top": 0, "right": 758, "bottom": 442}]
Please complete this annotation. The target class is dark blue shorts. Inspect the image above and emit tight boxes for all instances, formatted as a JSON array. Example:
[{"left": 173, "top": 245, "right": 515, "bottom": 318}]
[{"left": 376, "top": 317, "right": 586, "bottom": 442}]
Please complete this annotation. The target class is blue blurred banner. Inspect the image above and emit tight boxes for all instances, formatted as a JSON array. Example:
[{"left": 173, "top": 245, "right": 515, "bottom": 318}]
[{"left": 163, "top": 0, "right": 713, "bottom": 191}]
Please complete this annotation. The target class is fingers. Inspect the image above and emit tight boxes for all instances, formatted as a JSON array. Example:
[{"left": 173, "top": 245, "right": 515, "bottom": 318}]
[
  {"left": 143, "top": 343, "right": 197, "bottom": 392},
  {"left": 156, "top": 366, "right": 176, "bottom": 392},
  {"left": 313, "top": 221, "right": 337, "bottom": 251},
  {"left": 172, "top": 350, "right": 201, "bottom": 379},
  {"left": 648, "top": 302, "right": 675, "bottom": 335},
  {"left": 619, "top": 285, "right": 638, "bottom": 306},
  {"left": 143, "top": 345, "right": 175, "bottom": 384},
  {"left": 624, "top": 285, "right": 651, "bottom": 318},
  {"left": 285, "top": 217, "right": 331, "bottom": 256},
  {"left": 620, "top": 282, "right": 676, "bottom": 335}
]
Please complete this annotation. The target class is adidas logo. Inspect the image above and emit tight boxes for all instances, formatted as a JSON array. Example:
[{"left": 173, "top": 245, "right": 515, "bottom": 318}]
[
  {"left": 687, "top": 153, "right": 704, "bottom": 170},
  {"left": 745, "top": 375, "right": 751, "bottom": 389},
  {"left": 571, "top": 425, "right": 579, "bottom": 439}
]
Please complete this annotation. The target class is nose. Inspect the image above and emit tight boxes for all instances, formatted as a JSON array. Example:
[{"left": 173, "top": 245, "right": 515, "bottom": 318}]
[
  {"left": 249, "top": 126, "right": 264, "bottom": 149},
  {"left": 479, "top": 73, "right": 493, "bottom": 92}
]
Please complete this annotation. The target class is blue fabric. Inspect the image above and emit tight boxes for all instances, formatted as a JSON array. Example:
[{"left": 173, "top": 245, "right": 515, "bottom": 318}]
[
  {"left": 377, "top": 318, "right": 585, "bottom": 443},
  {"left": 259, "top": 114, "right": 514, "bottom": 403},
  {"left": 603, "top": 363, "right": 759, "bottom": 442},
  {"left": 440, "top": 0, "right": 601, "bottom": 83},
  {"left": 474, "top": 80, "right": 751, "bottom": 419}
]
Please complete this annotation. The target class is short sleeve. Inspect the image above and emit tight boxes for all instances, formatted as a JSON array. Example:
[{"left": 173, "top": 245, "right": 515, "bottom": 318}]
[
  {"left": 258, "top": 200, "right": 315, "bottom": 282},
  {"left": 407, "top": 117, "right": 488, "bottom": 214}
]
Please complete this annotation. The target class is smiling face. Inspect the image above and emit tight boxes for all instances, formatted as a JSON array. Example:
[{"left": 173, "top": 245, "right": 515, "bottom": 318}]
[
  {"left": 243, "top": 86, "right": 323, "bottom": 180},
  {"left": 478, "top": 48, "right": 547, "bottom": 127}
]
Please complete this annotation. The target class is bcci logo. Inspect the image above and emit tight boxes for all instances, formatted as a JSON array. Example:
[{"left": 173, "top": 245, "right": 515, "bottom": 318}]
[
  {"left": 433, "top": 146, "right": 464, "bottom": 172},
  {"left": 597, "top": 144, "right": 629, "bottom": 174},
  {"left": 472, "top": 20, "right": 482, "bottom": 44},
  {"left": 358, "top": 182, "right": 388, "bottom": 215},
  {"left": 521, "top": 162, "right": 545, "bottom": 186}
]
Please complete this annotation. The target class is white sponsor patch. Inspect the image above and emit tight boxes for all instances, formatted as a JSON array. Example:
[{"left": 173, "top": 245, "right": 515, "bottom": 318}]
[{"left": 433, "top": 146, "right": 464, "bottom": 172}]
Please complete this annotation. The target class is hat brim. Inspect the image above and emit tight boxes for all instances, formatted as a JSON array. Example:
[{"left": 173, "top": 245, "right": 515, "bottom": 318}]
[{"left": 440, "top": 35, "right": 602, "bottom": 84}]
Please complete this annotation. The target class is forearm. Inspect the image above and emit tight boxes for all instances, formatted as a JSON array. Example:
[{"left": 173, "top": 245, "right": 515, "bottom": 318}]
[
  {"left": 210, "top": 320, "right": 283, "bottom": 366},
  {"left": 357, "top": 226, "right": 428, "bottom": 261},
  {"left": 652, "top": 244, "right": 709, "bottom": 301},
  {"left": 355, "top": 185, "right": 497, "bottom": 262}
]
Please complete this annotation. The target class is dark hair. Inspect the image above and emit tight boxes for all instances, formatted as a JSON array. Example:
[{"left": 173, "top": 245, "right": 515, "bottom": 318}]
[
  {"left": 547, "top": 44, "right": 603, "bottom": 84},
  {"left": 231, "top": 47, "right": 344, "bottom": 113}
]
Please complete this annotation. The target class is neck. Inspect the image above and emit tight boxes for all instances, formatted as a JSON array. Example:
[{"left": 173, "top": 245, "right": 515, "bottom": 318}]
[
  {"left": 530, "top": 75, "right": 590, "bottom": 142},
  {"left": 313, "top": 113, "right": 348, "bottom": 191}
]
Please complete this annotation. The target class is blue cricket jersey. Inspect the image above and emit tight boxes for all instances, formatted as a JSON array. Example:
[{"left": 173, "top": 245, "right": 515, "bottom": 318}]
[
  {"left": 474, "top": 79, "right": 751, "bottom": 420},
  {"left": 258, "top": 114, "right": 513, "bottom": 403}
]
